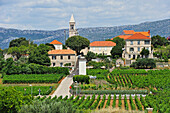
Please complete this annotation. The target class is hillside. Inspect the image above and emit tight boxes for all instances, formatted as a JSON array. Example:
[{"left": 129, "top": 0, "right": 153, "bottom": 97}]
[{"left": 0, "top": 19, "right": 169, "bottom": 49}]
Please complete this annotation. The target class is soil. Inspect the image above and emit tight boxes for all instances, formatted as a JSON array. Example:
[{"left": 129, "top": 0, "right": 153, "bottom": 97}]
[
  {"left": 103, "top": 100, "right": 108, "bottom": 108},
  {"left": 121, "top": 99, "right": 125, "bottom": 110},
  {"left": 96, "top": 100, "right": 102, "bottom": 110},
  {"left": 139, "top": 99, "right": 145, "bottom": 111},
  {"left": 133, "top": 99, "right": 138, "bottom": 111},
  {"left": 110, "top": 99, "right": 113, "bottom": 108},
  {"left": 0, "top": 78, "right": 2, "bottom": 84},
  {"left": 116, "top": 99, "right": 119, "bottom": 108},
  {"left": 127, "top": 99, "right": 131, "bottom": 111}
]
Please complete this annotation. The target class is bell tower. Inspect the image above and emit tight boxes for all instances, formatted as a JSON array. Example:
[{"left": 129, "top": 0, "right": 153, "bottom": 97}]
[{"left": 69, "top": 14, "right": 78, "bottom": 37}]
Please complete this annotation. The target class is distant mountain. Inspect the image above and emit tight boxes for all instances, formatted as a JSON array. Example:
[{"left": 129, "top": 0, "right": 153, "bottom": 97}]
[{"left": 0, "top": 19, "right": 169, "bottom": 49}]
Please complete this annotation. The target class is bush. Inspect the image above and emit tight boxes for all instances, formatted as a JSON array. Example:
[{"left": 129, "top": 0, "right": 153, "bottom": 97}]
[
  {"left": 19, "top": 100, "right": 76, "bottom": 113},
  {"left": 5, "top": 63, "right": 69, "bottom": 75},
  {"left": 130, "top": 58, "right": 156, "bottom": 69},
  {"left": 73, "top": 75, "right": 90, "bottom": 84}
]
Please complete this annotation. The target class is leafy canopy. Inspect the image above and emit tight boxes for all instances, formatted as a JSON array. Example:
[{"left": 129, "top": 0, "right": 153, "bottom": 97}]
[
  {"left": 85, "top": 51, "right": 96, "bottom": 62},
  {"left": 29, "top": 44, "right": 51, "bottom": 66},
  {"left": 66, "top": 36, "right": 90, "bottom": 55},
  {"left": 151, "top": 35, "right": 168, "bottom": 48}
]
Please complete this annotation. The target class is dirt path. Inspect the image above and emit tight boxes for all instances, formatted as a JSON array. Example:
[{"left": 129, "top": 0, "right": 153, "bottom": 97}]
[
  {"left": 133, "top": 99, "right": 138, "bottom": 111},
  {"left": 103, "top": 100, "right": 108, "bottom": 108},
  {"left": 116, "top": 99, "right": 119, "bottom": 108},
  {"left": 121, "top": 99, "right": 125, "bottom": 110},
  {"left": 110, "top": 99, "right": 113, "bottom": 108},
  {"left": 127, "top": 99, "right": 131, "bottom": 111},
  {"left": 139, "top": 99, "right": 145, "bottom": 111},
  {"left": 96, "top": 100, "right": 102, "bottom": 110}
]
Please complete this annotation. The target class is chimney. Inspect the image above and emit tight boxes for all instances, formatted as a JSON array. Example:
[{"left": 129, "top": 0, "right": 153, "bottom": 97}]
[{"left": 148, "top": 30, "right": 150, "bottom": 34}]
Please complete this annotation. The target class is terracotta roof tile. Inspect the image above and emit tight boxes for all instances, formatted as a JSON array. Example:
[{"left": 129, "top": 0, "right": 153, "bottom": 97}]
[
  {"left": 123, "top": 30, "right": 135, "bottom": 35},
  {"left": 126, "top": 33, "right": 151, "bottom": 40},
  {"left": 48, "top": 49, "right": 76, "bottom": 55},
  {"left": 135, "top": 32, "right": 150, "bottom": 36},
  {"left": 111, "top": 35, "right": 132, "bottom": 40},
  {"left": 50, "top": 40, "right": 62, "bottom": 45},
  {"left": 123, "top": 30, "right": 150, "bottom": 36},
  {"left": 90, "top": 41, "right": 116, "bottom": 47}
]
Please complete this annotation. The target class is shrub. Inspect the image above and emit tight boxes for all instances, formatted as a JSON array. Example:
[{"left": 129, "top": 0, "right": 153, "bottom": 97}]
[{"left": 73, "top": 75, "right": 90, "bottom": 84}]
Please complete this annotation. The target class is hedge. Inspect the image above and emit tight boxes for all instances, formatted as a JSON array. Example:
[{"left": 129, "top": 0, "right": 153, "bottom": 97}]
[
  {"left": 73, "top": 75, "right": 90, "bottom": 84},
  {"left": 80, "top": 90, "right": 148, "bottom": 94},
  {"left": 3, "top": 74, "right": 64, "bottom": 83},
  {"left": 5, "top": 63, "right": 69, "bottom": 75}
]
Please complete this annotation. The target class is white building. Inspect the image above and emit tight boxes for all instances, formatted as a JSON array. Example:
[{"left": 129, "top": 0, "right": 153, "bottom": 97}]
[
  {"left": 50, "top": 40, "right": 62, "bottom": 50},
  {"left": 89, "top": 41, "right": 116, "bottom": 55}
]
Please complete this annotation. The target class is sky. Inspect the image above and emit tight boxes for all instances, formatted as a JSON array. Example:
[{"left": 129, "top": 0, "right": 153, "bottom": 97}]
[{"left": 0, "top": 0, "right": 169, "bottom": 30}]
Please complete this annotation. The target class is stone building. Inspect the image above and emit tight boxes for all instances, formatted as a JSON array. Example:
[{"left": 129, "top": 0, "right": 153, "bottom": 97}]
[
  {"left": 50, "top": 40, "right": 62, "bottom": 50},
  {"left": 48, "top": 49, "right": 76, "bottom": 67},
  {"left": 89, "top": 41, "right": 116, "bottom": 55}
]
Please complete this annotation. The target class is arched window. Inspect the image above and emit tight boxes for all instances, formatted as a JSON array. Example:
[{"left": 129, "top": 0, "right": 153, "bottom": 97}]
[{"left": 130, "top": 48, "right": 134, "bottom": 51}]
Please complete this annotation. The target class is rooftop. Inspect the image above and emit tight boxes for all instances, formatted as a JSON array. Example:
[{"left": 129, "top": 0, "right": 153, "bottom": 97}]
[
  {"left": 126, "top": 33, "right": 151, "bottom": 40},
  {"left": 50, "top": 40, "right": 62, "bottom": 45},
  {"left": 48, "top": 49, "right": 76, "bottom": 55},
  {"left": 90, "top": 41, "right": 116, "bottom": 47},
  {"left": 111, "top": 35, "right": 132, "bottom": 40}
]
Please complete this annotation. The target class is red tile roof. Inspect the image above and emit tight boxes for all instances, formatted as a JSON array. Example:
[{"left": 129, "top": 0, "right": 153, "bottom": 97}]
[
  {"left": 50, "top": 40, "right": 62, "bottom": 45},
  {"left": 111, "top": 35, "right": 132, "bottom": 40},
  {"left": 123, "top": 30, "right": 150, "bottom": 36},
  {"left": 48, "top": 49, "right": 76, "bottom": 55},
  {"left": 126, "top": 33, "right": 151, "bottom": 40},
  {"left": 123, "top": 30, "right": 135, "bottom": 35},
  {"left": 90, "top": 41, "right": 116, "bottom": 47}
]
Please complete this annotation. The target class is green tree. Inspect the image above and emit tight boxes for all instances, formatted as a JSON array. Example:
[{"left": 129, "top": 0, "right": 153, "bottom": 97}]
[
  {"left": 9, "top": 37, "right": 29, "bottom": 48},
  {"left": 8, "top": 45, "right": 28, "bottom": 60},
  {"left": 0, "top": 58, "right": 6, "bottom": 71},
  {"left": 111, "top": 45, "right": 123, "bottom": 58},
  {"left": 112, "top": 37, "right": 125, "bottom": 48},
  {"left": 0, "top": 87, "right": 32, "bottom": 113},
  {"left": 151, "top": 35, "right": 168, "bottom": 48},
  {"left": 85, "top": 51, "right": 96, "bottom": 62},
  {"left": 29, "top": 44, "right": 51, "bottom": 66},
  {"left": 130, "top": 58, "right": 156, "bottom": 69},
  {"left": 66, "top": 36, "right": 90, "bottom": 55},
  {"left": 140, "top": 47, "right": 149, "bottom": 58},
  {"left": 45, "top": 43, "right": 55, "bottom": 50}
]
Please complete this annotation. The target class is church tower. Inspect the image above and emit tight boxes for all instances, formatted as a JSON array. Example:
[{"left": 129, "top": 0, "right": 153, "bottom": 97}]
[{"left": 69, "top": 14, "right": 78, "bottom": 37}]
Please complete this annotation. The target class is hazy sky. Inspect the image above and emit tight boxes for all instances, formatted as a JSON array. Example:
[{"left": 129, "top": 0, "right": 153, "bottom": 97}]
[{"left": 0, "top": 0, "right": 169, "bottom": 30}]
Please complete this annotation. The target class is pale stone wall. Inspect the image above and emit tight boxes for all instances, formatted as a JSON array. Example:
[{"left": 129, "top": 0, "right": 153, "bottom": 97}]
[
  {"left": 89, "top": 46, "right": 113, "bottom": 55},
  {"left": 80, "top": 47, "right": 89, "bottom": 55},
  {"left": 123, "top": 39, "right": 153, "bottom": 60},
  {"left": 54, "top": 44, "right": 62, "bottom": 50},
  {"left": 49, "top": 54, "right": 76, "bottom": 67},
  {"left": 79, "top": 58, "right": 86, "bottom": 75}
]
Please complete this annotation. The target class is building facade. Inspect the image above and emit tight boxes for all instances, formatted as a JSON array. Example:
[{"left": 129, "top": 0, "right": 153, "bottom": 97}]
[
  {"left": 50, "top": 40, "right": 62, "bottom": 50},
  {"left": 48, "top": 49, "right": 76, "bottom": 67},
  {"left": 89, "top": 41, "right": 116, "bottom": 55}
]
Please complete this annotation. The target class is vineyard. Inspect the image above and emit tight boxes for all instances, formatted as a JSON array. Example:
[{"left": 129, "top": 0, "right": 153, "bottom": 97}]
[
  {"left": 34, "top": 94, "right": 151, "bottom": 112},
  {"left": 3, "top": 74, "right": 65, "bottom": 83}
]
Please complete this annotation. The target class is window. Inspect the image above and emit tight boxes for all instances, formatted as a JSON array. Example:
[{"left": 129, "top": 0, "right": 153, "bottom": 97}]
[
  {"left": 70, "top": 25, "right": 74, "bottom": 30},
  {"left": 130, "top": 41, "right": 133, "bottom": 45},
  {"left": 105, "top": 47, "right": 107, "bottom": 50},
  {"left": 93, "top": 47, "right": 95, "bottom": 51},
  {"left": 146, "top": 47, "right": 149, "bottom": 50},
  {"left": 138, "top": 41, "right": 140, "bottom": 45},
  {"left": 130, "top": 48, "right": 134, "bottom": 51},
  {"left": 53, "top": 63, "right": 55, "bottom": 67},
  {"left": 52, "top": 56, "right": 56, "bottom": 60},
  {"left": 138, "top": 47, "right": 140, "bottom": 52},
  {"left": 129, "top": 55, "right": 131, "bottom": 58},
  {"left": 145, "top": 40, "right": 150, "bottom": 44},
  {"left": 60, "top": 55, "right": 63, "bottom": 59},
  {"left": 99, "top": 47, "right": 101, "bottom": 51},
  {"left": 68, "top": 55, "right": 70, "bottom": 59}
]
